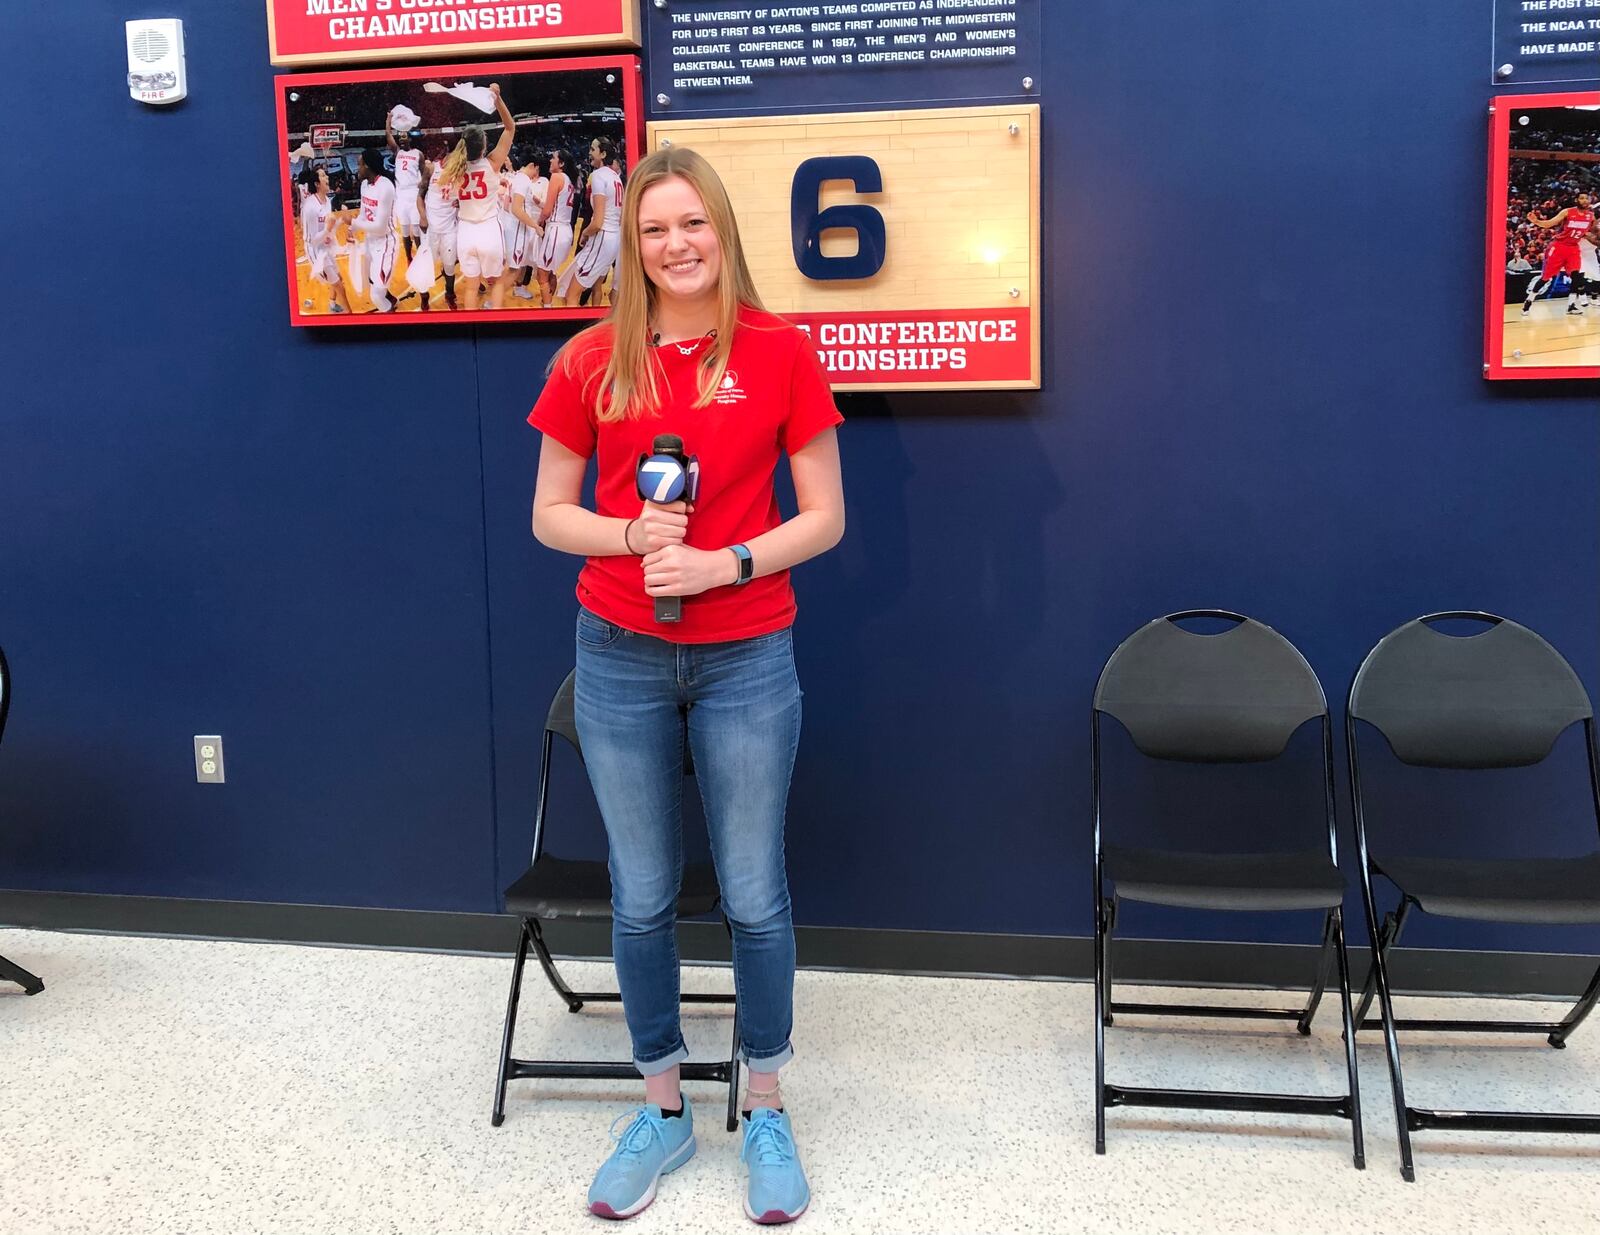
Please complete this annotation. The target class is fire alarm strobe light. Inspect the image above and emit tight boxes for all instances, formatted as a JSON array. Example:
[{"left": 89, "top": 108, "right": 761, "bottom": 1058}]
[{"left": 126, "top": 19, "right": 186, "bottom": 106}]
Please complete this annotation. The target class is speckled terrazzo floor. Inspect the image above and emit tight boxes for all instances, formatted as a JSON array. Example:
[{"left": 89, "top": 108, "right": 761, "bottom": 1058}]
[{"left": 2, "top": 927, "right": 1598, "bottom": 1234}]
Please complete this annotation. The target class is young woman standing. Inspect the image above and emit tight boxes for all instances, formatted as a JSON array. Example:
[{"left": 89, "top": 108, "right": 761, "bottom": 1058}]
[{"left": 528, "top": 146, "right": 844, "bottom": 1224}]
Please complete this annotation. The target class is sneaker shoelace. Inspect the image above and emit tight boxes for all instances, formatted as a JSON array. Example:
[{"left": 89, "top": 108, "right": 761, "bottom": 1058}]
[
  {"left": 742, "top": 1113, "right": 795, "bottom": 1168},
  {"left": 607, "top": 1108, "right": 666, "bottom": 1163}
]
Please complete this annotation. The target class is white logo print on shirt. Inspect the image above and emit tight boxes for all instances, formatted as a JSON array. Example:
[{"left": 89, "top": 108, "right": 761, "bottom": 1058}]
[{"left": 714, "top": 369, "right": 746, "bottom": 405}]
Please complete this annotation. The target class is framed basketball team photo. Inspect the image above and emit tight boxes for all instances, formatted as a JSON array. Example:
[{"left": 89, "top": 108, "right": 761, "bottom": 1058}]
[
  {"left": 266, "top": 0, "right": 640, "bottom": 67},
  {"left": 1484, "top": 91, "right": 1600, "bottom": 380},
  {"left": 276, "top": 55, "right": 643, "bottom": 328}
]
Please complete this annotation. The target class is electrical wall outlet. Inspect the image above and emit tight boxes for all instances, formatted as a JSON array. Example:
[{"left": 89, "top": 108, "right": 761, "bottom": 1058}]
[{"left": 194, "top": 735, "right": 225, "bottom": 783}]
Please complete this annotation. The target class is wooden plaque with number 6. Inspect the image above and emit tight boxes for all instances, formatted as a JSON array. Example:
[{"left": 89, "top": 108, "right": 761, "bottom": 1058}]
[{"left": 648, "top": 105, "right": 1042, "bottom": 392}]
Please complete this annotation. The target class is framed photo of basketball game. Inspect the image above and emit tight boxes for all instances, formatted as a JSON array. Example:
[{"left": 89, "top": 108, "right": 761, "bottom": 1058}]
[
  {"left": 1484, "top": 92, "right": 1600, "bottom": 381},
  {"left": 266, "top": 1, "right": 640, "bottom": 67},
  {"left": 647, "top": 105, "right": 1041, "bottom": 391},
  {"left": 276, "top": 55, "right": 643, "bottom": 328}
]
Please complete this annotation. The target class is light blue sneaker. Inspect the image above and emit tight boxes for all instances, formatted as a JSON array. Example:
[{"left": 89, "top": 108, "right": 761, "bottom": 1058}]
[
  {"left": 740, "top": 1108, "right": 809, "bottom": 1224},
  {"left": 587, "top": 1100, "right": 696, "bottom": 1219}
]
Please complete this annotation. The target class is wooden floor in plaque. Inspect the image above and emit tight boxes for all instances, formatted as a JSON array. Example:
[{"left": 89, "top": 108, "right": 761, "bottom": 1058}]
[
  {"left": 293, "top": 220, "right": 613, "bottom": 315},
  {"left": 1501, "top": 299, "right": 1600, "bottom": 368}
]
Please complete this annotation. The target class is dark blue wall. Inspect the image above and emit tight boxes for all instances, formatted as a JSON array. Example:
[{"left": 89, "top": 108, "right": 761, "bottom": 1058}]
[{"left": 2, "top": 2, "right": 1596, "bottom": 954}]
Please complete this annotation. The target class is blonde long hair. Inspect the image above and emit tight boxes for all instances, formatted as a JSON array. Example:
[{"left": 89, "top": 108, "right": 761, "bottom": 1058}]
[
  {"left": 438, "top": 125, "right": 486, "bottom": 198},
  {"left": 553, "top": 146, "right": 766, "bottom": 422}
]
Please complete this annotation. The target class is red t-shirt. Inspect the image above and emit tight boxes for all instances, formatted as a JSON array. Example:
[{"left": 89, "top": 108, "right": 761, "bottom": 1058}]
[{"left": 528, "top": 305, "right": 843, "bottom": 644}]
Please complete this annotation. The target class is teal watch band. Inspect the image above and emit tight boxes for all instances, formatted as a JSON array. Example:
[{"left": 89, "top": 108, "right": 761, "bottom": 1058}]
[{"left": 729, "top": 542, "right": 754, "bottom": 585}]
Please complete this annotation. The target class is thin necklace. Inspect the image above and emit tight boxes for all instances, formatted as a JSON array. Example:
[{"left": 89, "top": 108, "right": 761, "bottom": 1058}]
[{"left": 651, "top": 327, "right": 717, "bottom": 356}]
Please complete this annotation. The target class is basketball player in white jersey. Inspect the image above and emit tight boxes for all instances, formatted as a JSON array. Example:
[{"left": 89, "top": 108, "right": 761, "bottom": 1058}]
[
  {"left": 496, "top": 145, "right": 528, "bottom": 297},
  {"left": 501, "top": 148, "right": 549, "bottom": 303},
  {"left": 534, "top": 147, "right": 577, "bottom": 309},
  {"left": 573, "top": 150, "right": 627, "bottom": 307},
  {"left": 419, "top": 143, "right": 460, "bottom": 310},
  {"left": 298, "top": 165, "right": 351, "bottom": 314},
  {"left": 522, "top": 154, "right": 551, "bottom": 299},
  {"left": 556, "top": 137, "right": 623, "bottom": 307},
  {"left": 495, "top": 148, "right": 516, "bottom": 226},
  {"left": 437, "top": 84, "right": 518, "bottom": 310},
  {"left": 355, "top": 147, "right": 399, "bottom": 312},
  {"left": 1580, "top": 229, "right": 1600, "bottom": 312},
  {"left": 601, "top": 149, "right": 626, "bottom": 306},
  {"left": 386, "top": 114, "right": 424, "bottom": 265}
]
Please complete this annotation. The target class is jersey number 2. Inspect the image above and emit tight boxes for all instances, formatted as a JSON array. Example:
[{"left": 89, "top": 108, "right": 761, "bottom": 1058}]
[{"left": 790, "top": 156, "right": 886, "bottom": 281}]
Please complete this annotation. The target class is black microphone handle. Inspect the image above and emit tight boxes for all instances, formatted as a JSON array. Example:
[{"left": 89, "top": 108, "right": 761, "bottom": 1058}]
[{"left": 645, "top": 435, "right": 686, "bottom": 623}]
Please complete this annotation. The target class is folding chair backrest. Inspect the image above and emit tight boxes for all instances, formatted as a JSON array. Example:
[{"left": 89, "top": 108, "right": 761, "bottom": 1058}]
[
  {"left": 531, "top": 665, "right": 698, "bottom": 866},
  {"left": 1094, "top": 612, "right": 1327, "bottom": 763},
  {"left": 541, "top": 667, "right": 697, "bottom": 773},
  {"left": 1349, "top": 613, "right": 1593, "bottom": 769},
  {"left": 544, "top": 669, "right": 581, "bottom": 756}
]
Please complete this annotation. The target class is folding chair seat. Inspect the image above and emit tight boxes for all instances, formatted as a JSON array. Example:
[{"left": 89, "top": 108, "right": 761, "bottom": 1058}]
[
  {"left": 0, "top": 644, "right": 44, "bottom": 996},
  {"left": 504, "top": 858, "right": 722, "bottom": 922},
  {"left": 491, "top": 669, "right": 740, "bottom": 1131},
  {"left": 1371, "top": 853, "right": 1600, "bottom": 925},
  {"left": 1347, "top": 611, "right": 1600, "bottom": 1180},
  {"left": 1093, "top": 611, "right": 1364, "bottom": 1167},
  {"left": 1103, "top": 846, "right": 1345, "bottom": 913}
]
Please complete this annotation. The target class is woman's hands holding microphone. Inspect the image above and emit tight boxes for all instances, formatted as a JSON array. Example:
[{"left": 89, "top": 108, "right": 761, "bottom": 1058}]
[{"left": 627, "top": 501, "right": 738, "bottom": 598}]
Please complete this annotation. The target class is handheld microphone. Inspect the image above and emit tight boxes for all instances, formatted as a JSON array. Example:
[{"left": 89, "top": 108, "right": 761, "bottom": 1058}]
[{"left": 635, "top": 434, "right": 701, "bottom": 625}]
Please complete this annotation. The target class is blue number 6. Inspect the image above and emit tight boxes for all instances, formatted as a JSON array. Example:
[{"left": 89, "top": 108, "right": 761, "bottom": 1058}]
[{"left": 790, "top": 155, "right": 886, "bottom": 281}]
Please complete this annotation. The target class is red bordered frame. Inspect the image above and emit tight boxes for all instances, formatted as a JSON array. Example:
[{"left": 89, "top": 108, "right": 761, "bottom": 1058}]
[
  {"left": 266, "top": 0, "right": 639, "bottom": 68},
  {"left": 1484, "top": 91, "right": 1600, "bottom": 381},
  {"left": 276, "top": 55, "right": 643, "bottom": 329}
]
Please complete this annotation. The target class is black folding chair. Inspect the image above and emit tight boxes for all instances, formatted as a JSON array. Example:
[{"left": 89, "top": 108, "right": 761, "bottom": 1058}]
[
  {"left": 1347, "top": 611, "right": 1600, "bottom": 1180},
  {"left": 0, "top": 644, "right": 44, "bottom": 997},
  {"left": 1093, "top": 611, "right": 1363, "bottom": 1166},
  {"left": 491, "top": 669, "right": 740, "bottom": 1130}
]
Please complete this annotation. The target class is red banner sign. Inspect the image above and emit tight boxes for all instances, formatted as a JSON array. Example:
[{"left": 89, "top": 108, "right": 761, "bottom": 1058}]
[
  {"left": 266, "top": 1, "right": 638, "bottom": 66},
  {"left": 785, "top": 310, "right": 1035, "bottom": 389},
  {"left": 309, "top": 123, "right": 344, "bottom": 148}
]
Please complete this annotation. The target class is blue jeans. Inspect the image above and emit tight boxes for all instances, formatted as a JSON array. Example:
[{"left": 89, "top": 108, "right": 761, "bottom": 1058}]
[{"left": 574, "top": 607, "right": 802, "bottom": 1076}]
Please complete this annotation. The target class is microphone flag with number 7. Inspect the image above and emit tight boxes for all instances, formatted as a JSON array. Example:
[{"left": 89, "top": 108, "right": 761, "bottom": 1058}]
[
  {"left": 636, "top": 439, "right": 694, "bottom": 503},
  {"left": 635, "top": 453, "right": 700, "bottom": 501}
]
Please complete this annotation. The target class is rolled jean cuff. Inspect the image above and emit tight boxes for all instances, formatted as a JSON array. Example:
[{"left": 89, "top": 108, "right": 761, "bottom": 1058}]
[
  {"left": 741, "top": 1041, "right": 794, "bottom": 1072},
  {"left": 635, "top": 1042, "right": 690, "bottom": 1077}
]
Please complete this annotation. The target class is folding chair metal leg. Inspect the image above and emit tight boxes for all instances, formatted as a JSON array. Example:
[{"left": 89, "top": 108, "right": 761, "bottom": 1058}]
[
  {"left": 1099, "top": 897, "right": 1116, "bottom": 1028},
  {"left": 726, "top": 1004, "right": 743, "bottom": 1132},
  {"left": 0, "top": 953, "right": 43, "bottom": 995},
  {"left": 722, "top": 914, "right": 742, "bottom": 1132},
  {"left": 1354, "top": 897, "right": 1411, "bottom": 1026},
  {"left": 492, "top": 920, "right": 533, "bottom": 1127},
  {"left": 1548, "top": 959, "right": 1600, "bottom": 1049},
  {"left": 1351, "top": 910, "right": 1389, "bottom": 1024},
  {"left": 1296, "top": 909, "right": 1337, "bottom": 1035},
  {"left": 528, "top": 917, "right": 584, "bottom": 1013},
  {"left": 1358, "top": 880, "right": 1415, "bottom": 1180},
  {"left": 1331, "top": 908, "right": 1366, "bottom": 1169},
  {"left": 1093, "top": 893, "right": 1108, "bottom": 1154}
]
